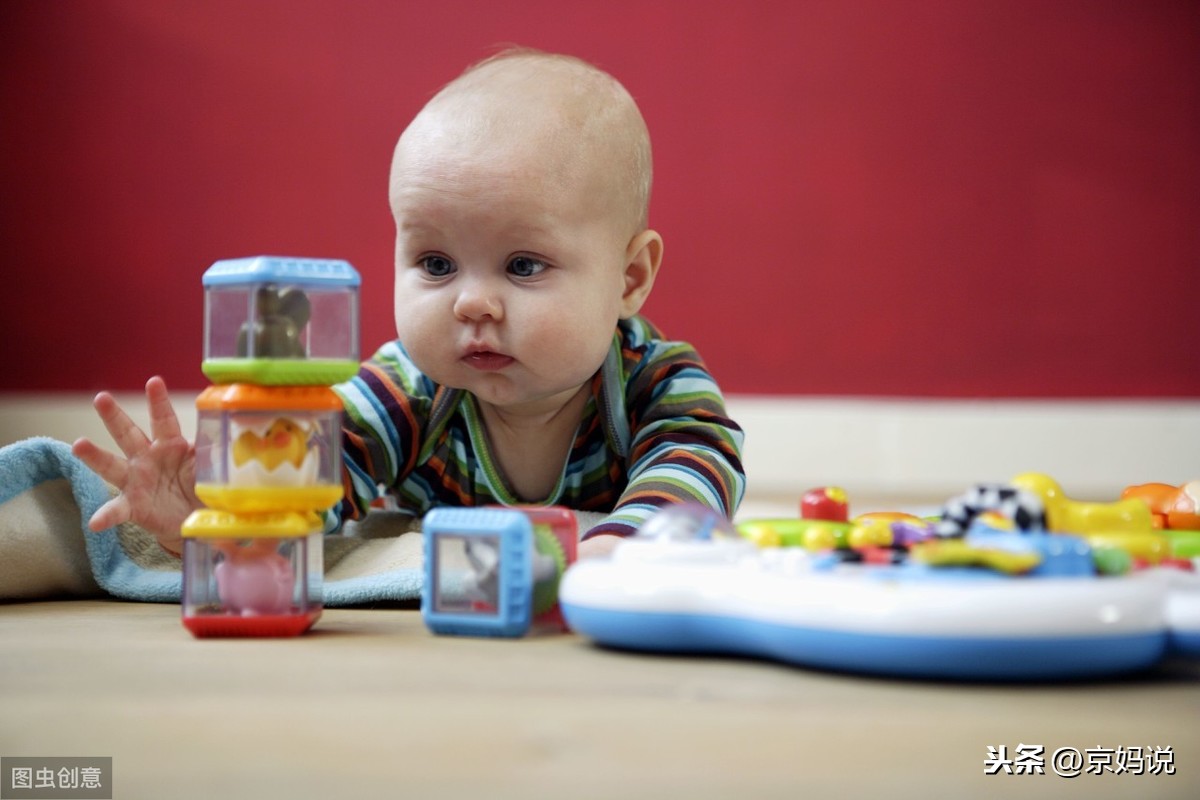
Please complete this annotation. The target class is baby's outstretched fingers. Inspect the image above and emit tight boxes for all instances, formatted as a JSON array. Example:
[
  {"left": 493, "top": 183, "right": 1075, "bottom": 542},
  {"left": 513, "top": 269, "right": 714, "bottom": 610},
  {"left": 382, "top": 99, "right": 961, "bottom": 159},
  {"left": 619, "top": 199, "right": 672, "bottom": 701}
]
[
  {"left": 145, "top": 376, "right": 184, "bottom": 442},
  {"left": 91, "top": 390, "right": 150, "bottom": 459},
  {"left": 86, "top": 493, "right": 132, "bottom": 533},
  {"left": 71, "top": 437, "right": 129, "bottom": 488},
  {"left": 71, "top": 376, "right": 200, "bottom": 552}
]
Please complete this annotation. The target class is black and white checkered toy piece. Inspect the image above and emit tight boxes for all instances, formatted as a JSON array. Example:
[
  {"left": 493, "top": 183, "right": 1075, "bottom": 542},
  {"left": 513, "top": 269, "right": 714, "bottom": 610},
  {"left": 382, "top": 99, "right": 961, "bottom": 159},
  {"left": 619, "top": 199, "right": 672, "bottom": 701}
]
[{"left": 933, "top": 484, "right": 1047, "bottom": 538}]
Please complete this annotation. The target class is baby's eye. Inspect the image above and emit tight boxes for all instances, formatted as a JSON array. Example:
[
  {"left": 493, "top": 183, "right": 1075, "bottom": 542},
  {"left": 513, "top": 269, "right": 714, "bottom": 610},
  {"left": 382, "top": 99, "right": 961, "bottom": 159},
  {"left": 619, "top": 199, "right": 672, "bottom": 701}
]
[
  {"left": 419, "top": 255, "right": 455, "bottom": 278},
  {"left": 507, "top": 256, "right": 547, "bottom": 278}
]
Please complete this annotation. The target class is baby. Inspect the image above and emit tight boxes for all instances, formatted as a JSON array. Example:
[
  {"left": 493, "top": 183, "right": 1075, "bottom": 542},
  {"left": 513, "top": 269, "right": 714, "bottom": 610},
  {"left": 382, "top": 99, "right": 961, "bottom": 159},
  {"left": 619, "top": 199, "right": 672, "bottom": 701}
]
[{"left": 72, "top": 49, "right": 746, "bottom": 558}]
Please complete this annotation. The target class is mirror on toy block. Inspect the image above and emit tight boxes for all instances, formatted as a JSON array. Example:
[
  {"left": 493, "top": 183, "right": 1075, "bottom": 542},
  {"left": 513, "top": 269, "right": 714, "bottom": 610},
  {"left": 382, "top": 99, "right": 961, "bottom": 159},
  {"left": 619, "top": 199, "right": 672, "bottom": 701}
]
[{"left": 422, "top": 507, "right": 577, "bottom": 638}]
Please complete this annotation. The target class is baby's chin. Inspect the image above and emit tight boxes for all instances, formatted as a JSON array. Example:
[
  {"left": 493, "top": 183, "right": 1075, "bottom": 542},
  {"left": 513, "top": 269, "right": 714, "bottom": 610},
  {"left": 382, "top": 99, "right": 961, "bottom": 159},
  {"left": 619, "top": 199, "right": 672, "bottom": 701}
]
[
  {"left": 408, "top": 346, "right": 605, "bottom": 408},
  {"left": 458, "top": 369, "right": 596, "bottom": 414}
]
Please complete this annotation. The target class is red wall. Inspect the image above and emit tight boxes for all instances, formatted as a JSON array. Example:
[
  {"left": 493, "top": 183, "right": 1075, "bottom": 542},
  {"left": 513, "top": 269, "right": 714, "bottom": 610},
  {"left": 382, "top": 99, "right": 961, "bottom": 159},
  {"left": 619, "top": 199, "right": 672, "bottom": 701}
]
[{"left": 2, "top": 0, "right": 1197, "bottom": 397}]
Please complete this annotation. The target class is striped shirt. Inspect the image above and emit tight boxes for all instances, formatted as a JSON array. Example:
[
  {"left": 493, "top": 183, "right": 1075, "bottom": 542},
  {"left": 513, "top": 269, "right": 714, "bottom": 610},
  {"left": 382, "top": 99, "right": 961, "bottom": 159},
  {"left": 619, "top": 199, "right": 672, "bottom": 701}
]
[{"left": 332, "top": 316, "right": 745, "bottom": 539}]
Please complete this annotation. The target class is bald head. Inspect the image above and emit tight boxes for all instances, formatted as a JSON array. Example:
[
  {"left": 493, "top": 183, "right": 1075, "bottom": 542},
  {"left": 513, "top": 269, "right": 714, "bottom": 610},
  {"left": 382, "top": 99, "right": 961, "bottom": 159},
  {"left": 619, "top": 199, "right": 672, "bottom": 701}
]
[{"left": 391, "top": 50, "right": 653, "bottom": 237}]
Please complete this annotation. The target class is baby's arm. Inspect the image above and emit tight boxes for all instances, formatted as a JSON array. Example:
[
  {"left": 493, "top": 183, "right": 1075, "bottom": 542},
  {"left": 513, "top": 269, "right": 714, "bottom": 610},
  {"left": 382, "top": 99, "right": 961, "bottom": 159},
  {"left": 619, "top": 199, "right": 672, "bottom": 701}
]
[
  {"left": 585, "top": 340, "right": 746, "bottom": 545},
  {"left": 330, "top": 344, "right": 432, "bottom": 525},
  {"left": 70, "top": 376, "right": 201, "bottom": 556}
]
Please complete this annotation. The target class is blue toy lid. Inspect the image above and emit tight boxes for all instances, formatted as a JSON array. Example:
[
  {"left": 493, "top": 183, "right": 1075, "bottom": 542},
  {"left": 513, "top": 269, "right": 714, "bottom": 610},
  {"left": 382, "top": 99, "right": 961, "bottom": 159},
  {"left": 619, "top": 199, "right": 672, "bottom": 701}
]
[{"left": 202, "top": 256, "right": 361, "bottom": 288}]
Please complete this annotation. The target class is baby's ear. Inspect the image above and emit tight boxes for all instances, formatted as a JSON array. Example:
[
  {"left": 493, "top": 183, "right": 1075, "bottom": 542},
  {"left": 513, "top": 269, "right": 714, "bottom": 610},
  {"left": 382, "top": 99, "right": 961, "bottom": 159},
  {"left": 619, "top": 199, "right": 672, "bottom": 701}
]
[{"left": 619, "top": 229, "right": 663, "bottom": 318}]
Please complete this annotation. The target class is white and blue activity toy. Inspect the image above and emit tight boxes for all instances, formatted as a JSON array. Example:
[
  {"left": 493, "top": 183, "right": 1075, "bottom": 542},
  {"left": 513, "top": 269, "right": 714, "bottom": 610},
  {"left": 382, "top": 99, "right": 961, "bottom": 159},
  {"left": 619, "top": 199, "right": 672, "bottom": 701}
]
[{"left": 560, "top": 505, "right": 1200, "bottom": 680}]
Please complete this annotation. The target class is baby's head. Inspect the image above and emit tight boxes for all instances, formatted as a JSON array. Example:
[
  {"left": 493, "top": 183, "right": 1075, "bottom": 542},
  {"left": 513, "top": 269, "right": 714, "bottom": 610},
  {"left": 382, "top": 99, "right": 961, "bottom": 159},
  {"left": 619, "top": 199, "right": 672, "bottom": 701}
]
[
  {"left": 388, "top": 50, "right": 663, "bottom": 414},
  {"left": 396, "top": 49, "right": 653, "bottom": 239}
]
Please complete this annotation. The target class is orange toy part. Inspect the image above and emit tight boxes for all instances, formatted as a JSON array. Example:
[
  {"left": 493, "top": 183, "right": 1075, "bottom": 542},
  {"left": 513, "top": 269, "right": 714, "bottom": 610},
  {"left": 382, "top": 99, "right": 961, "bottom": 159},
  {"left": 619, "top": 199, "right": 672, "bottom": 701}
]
[
  {"left": 1123, "top": 481, "right": 1200, "bottom": 530},
  {"left": 196, "top": 383, "right": 343, "bottom": 411},
  {"left": 853, "top": 511, "right": 925, "bottom": 525},
  {"left": 1121, "top": 483, "right": 1177, "bottom": 529},
  {"left": 1166, "top": 481, "right": 1200, "bottom": 530}
]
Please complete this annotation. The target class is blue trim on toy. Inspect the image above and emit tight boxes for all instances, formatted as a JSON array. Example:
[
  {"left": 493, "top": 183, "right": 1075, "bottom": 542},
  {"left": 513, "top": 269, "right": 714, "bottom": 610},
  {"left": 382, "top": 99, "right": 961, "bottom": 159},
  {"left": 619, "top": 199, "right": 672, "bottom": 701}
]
[
  {"left": 422, "top": 508, "right": 534, "bottom": 637},
  {"left": 203, "top": 256, "right": 361, "bottom": 287},
  {"left": 561, "top": 603, "right": 1167, "bottom": 680}
]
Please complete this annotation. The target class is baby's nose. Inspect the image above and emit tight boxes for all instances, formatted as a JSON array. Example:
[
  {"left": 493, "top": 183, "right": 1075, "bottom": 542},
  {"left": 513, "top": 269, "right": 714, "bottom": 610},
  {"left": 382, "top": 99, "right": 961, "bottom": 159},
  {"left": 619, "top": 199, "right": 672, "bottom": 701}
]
[{"left": 453, "top": 277, "right": 503, "bottom": 322}]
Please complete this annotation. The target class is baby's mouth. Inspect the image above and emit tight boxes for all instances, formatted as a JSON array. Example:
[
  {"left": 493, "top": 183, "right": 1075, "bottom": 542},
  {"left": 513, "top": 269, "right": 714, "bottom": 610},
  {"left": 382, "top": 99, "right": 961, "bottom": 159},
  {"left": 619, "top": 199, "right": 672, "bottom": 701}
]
[{"left": 462, "top": 349, "right": 515, "bottom": 371}]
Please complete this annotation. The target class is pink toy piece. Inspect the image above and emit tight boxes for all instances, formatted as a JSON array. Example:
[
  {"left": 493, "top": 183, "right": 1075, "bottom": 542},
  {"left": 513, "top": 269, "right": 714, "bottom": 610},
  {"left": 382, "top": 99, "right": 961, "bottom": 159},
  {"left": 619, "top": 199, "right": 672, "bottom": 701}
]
[{"left": 214, "top": 548, "right": 295, "bottom": 616}]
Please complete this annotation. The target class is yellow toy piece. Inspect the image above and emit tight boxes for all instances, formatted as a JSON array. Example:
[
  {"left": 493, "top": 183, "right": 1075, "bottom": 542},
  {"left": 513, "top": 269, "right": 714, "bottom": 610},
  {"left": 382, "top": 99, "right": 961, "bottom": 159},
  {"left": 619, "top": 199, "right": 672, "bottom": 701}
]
[
  {"left": 853, "top": 511, "right": 925, "bottom": 525},
  {"left": 736, "top": 519, "right": 784, "bottom": 547},
  {"left": 846, "top": 518, "right": 893, "bottom": 549},
  {"left": 736, "top": 518, "right": 850, "bottom": 549},
  {"left": 801, "top": 523, "right": 842, "bottom": 550},
  {"left": 909, "top": 539, "right": 1042, "bottom": 575},
  {"left": 182, "top": 508, "right": 324, "bottom": 539},
  {"left": 1010, "top": 472, "right": 1153, "bottom": 535},
  {"left": 194, "top": 485, "right": 344, "bottom": 514},
  {"left": 232, "top": 417, "right": 310, "bottom": 471},
  {"left": 739, "top": 510, "right": 927, "bottom": 551}
]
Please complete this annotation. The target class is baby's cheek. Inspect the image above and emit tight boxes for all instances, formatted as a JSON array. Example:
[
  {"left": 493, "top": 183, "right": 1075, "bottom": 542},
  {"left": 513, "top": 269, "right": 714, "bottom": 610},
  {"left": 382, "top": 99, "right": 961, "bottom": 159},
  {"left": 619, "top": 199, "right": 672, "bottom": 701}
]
[
  {"left": 398, "top": 332, "right": 451, "bottom": 385},
  {"left": 532, "top": 309, "right": 612, "bottom": 375},
  {"left": 393, "top": 309, "right": 439, "bottom": 364}
]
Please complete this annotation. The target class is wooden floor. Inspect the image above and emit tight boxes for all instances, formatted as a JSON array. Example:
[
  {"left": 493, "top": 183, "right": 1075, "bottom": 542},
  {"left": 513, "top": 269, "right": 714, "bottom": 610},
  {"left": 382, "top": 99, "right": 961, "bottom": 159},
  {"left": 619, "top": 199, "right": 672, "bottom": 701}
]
[{"left": 1, "top": 599, "right": 1198, "bottom": 799}]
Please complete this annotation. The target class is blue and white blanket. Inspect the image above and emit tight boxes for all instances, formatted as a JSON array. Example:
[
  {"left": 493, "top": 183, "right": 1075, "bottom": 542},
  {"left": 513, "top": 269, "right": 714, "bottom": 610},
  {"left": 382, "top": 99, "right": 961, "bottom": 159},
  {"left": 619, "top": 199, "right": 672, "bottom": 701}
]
[{"left": 0, "top": 437, "right": 431, "bottom": 604}]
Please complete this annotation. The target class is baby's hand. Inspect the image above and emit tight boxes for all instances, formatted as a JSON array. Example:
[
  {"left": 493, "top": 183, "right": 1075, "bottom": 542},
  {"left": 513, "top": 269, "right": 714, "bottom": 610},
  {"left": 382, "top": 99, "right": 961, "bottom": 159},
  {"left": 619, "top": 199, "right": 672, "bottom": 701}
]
[
  {"left": 577, "top": 533, "right": 622, "bottom": 559},
  {"left": 71, "top": 376, "right": 201, "bottom": 556}
]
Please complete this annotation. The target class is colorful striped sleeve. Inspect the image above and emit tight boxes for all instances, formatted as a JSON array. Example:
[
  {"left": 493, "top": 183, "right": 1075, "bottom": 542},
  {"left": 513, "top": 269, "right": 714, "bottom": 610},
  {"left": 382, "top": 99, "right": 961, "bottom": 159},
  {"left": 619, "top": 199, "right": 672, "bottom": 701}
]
[
  {"left": 584, "top": 319, "right": 746, "bottom": 539},
  {"left": 330, "top": 340, "right": 433, "bottom": 526}
]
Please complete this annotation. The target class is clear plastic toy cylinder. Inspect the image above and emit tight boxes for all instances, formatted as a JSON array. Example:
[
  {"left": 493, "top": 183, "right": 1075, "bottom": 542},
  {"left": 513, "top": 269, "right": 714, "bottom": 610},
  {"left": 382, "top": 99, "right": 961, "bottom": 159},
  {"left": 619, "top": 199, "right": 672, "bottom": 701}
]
[
  {"left": 193, "top": 384, "right": 345, "bottom": 514},
  {"left": 180, "top": 511, "right": 324, "bottom": 638},
  {"left": 201, "top": 256, "right": 361, "bottom": 386}
]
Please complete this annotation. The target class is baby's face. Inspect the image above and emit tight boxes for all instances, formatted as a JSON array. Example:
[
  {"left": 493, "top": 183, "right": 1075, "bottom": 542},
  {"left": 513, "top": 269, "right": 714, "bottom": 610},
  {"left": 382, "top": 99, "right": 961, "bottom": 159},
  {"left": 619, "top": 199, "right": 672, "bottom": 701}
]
[{"left": 389, "top": 127, "right": 633, "bottom": 417}]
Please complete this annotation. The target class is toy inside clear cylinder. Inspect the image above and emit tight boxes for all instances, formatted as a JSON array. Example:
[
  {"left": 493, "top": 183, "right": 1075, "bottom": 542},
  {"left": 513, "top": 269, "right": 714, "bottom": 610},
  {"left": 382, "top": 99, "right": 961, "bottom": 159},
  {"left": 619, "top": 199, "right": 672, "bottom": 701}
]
[
  {"left": 181, "top": 510, "right": 324, "bottom": 638},
  {"left": 193, "top": 384, "right": 345, "bottom": 513},
  {"left": 202, "top": 256, "right": 361, "bottom": 385}
]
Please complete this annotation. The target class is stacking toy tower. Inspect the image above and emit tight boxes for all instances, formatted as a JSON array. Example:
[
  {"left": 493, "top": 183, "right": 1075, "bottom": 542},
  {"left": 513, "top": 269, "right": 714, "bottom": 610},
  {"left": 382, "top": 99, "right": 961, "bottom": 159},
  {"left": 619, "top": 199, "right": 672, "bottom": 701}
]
[{"left": 181, "top": 256, "right": 360, "bottom": 637}]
